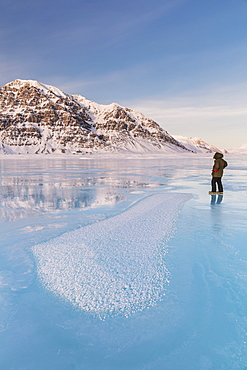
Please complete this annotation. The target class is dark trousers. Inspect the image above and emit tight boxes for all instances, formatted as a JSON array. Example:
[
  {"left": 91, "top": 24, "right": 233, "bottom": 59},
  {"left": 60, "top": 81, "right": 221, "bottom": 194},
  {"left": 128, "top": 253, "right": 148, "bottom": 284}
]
[{"left": 211, "top": 177, "right": 223, "bottom": 192}]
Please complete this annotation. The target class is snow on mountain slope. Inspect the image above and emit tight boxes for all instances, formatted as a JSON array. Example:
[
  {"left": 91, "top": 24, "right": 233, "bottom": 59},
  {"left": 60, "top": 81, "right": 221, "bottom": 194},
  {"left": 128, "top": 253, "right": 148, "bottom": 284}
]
[
  {"left": 5, "top": 79, "right": 69, "bottom": 99},
  {"left": 229, "top": 143, "right": 247, "bottom": 154},
  {"left": 0, "top": 79, "right": 189, "bottom": 154},
  {"left": 238, "top": 143, "right": 247, "bottom": 152},
  {"left": 173, "top": 135, "right": 226, "bottom": 154}
]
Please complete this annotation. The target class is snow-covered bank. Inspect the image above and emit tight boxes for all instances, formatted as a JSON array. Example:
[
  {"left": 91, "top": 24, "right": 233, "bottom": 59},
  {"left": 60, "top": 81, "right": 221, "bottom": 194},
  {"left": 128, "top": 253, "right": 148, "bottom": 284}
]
[{"left": 0, "top": 150, "right": 214, "bottom": 161}]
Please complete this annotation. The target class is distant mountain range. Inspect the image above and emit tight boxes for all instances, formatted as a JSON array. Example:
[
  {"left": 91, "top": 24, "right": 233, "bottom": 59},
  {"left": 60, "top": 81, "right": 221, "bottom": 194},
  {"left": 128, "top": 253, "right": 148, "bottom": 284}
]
[
  {"left": 173, "top": 135, "right": 227, "bottom": 154},
  {"left": 228, "top": 143, "right": 247, "bottom": 154},
  {"left": 0, "top": 79, "right": 225, "bottom": 155}
]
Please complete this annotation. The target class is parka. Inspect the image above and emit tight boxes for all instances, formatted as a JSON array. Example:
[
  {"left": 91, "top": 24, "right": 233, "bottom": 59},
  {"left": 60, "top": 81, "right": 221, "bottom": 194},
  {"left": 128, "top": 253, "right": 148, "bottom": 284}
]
[{"left": 212, "top": 152, "right": 228, "bottom": 178}]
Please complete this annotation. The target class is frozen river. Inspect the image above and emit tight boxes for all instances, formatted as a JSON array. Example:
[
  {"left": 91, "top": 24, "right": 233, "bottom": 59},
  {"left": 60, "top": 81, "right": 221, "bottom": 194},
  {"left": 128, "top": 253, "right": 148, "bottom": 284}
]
[{"left": 0, "top": 153, "right": 246, "bottom": 369}]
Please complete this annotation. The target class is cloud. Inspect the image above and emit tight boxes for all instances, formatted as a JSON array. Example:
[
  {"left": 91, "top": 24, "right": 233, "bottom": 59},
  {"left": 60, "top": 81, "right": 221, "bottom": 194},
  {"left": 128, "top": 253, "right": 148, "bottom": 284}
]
[
  {"left": 127, "top": 81, "right": 247, "bottom": 118},
  {"left": 46, "top": 64, "right": 150, "bottom": 100},
  {"left": 45, "top": 0, "right": 186, "bottom": 51},
  {"left": 132, "top": 104, "right": 247, "bottom": 120},
  {"left": 123, "top": 83, "right": 247, "bottom": 148}
]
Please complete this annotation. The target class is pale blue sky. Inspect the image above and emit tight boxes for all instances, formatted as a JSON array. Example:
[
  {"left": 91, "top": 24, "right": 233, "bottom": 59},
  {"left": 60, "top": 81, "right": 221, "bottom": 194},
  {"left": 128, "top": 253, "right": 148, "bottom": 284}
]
[{"left": 1, "top": 0, "right": 247, "bottom": 148}]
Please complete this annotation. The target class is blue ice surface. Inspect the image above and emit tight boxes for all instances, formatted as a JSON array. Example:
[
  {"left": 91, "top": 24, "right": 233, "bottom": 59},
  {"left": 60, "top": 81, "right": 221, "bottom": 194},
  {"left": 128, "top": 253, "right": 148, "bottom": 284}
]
[{"left": 0, "top": 154, "right": 246, "bottom": 370}]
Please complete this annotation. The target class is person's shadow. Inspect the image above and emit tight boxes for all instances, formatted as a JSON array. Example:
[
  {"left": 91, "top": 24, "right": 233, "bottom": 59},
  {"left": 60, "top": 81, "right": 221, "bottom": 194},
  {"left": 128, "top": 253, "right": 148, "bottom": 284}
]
[{"left": 210, "top": 194, "right": 223, "bottom": 205}]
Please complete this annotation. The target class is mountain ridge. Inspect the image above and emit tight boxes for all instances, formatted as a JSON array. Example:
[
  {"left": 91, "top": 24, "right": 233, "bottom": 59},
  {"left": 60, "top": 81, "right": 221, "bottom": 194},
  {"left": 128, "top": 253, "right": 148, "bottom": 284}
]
[{"left": 0, "top": 79, "right": 189, "bottom": 155}]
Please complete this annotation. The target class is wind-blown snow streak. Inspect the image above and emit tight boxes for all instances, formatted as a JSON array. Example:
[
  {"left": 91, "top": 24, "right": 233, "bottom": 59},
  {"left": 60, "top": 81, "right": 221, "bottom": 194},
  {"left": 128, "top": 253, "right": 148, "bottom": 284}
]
[{"left": 32, "top": 193, "right": 191, "bottom": 318}]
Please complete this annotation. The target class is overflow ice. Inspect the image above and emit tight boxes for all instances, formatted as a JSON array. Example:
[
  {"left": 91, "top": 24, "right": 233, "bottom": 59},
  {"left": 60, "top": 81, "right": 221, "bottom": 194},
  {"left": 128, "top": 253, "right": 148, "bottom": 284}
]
[{"left": 32, "top": 193, "right": 191, "bottom": 319}]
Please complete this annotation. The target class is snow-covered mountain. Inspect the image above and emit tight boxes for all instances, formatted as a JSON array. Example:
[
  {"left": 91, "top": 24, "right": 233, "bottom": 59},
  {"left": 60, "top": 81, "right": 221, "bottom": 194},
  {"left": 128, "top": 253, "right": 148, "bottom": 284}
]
[
  {"left": 229, "top": 143, "right": 247, "bottom": 155},
  {"left": 173, "top": 135, "right": 226, "bottom": 154},
  {"left": 0, "top": 79, "right": 189, "bottom": 154},
  {"left": 237, "top": 143, "right": 247, "bottom": 153}
]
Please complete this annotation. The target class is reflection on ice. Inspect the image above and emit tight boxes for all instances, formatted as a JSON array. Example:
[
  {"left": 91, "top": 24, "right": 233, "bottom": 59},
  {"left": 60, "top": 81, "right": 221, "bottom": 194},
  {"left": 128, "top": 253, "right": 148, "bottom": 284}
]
[
  {"left": 0, "top": 176, "right": 127, "bottom": 221},
  {"left": 32, "top": 193, "right": 191, "bottom": 319},
  {"left": 0, "top": 164, "right": 162, "bottom": 221},
  {"left": 0, "top": 177, "right": 95, "bottom": 220},
  {"left": 210, "top": 194, "right": 223, "bottom": 205}
]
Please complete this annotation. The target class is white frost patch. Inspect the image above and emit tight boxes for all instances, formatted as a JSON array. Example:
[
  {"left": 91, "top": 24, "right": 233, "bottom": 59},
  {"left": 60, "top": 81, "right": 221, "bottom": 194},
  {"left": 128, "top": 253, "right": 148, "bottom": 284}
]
[
  {"left": 32, "top": 193, "right": 191, "bottom": 318},
  {"left": 21, "top": 225, "right": 46, "bottom": 233},
  {"left": 21, "top": 223, "right": 67, "bottom": 233}
]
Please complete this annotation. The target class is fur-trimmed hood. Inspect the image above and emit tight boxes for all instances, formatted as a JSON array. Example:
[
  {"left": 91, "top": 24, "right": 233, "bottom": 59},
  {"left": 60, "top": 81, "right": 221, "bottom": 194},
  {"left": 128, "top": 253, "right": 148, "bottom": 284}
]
[{"left": 213, "top": 152, "right": 223, "bottom": 159}]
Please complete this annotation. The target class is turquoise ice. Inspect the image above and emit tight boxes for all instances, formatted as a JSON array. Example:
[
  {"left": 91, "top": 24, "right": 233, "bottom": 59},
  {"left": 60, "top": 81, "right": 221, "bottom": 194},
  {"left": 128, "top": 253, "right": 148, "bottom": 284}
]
[{"left": 0, "top": 154, "right": 246, "bottom": 369}]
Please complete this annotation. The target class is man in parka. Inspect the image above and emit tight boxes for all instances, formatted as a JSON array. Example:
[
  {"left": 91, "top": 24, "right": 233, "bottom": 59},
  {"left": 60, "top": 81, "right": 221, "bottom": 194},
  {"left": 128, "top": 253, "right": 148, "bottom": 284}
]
[{"left": 209, "top": 152, "right": 228, "bottom": 194}]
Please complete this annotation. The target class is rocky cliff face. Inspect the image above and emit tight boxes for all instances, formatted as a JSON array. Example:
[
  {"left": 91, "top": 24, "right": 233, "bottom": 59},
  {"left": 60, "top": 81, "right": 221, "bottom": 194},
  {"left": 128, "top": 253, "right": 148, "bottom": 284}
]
[{"left": 0, "top": 79, "right": 189, "bottom": 154}]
